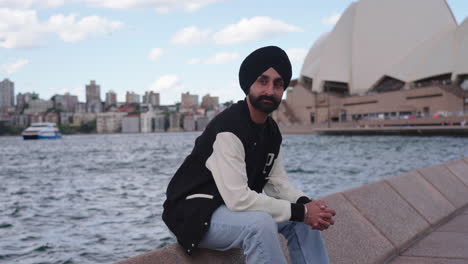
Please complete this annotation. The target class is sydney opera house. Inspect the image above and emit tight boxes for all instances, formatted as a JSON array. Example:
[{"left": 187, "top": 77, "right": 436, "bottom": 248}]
[{"left": 275, "top": 0, "right": 468, "bottom": 129}]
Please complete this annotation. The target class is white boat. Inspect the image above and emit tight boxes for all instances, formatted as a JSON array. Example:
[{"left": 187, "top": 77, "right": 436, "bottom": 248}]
[{"left": 22, "top": 123, "right": 62, "bottom": 140}]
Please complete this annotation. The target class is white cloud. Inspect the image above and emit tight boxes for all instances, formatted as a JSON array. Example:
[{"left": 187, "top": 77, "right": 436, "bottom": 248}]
[
  {"left": 170, "top": 26, "right": 210, "bottom": 45},
  {"left": 204, "top": 52, "right": 238, "bottom": 64},
  {"left": 0, "top": 59, "right": 29, "bottom": 74},
  {"left": 150, "top": 74, "right": 185, "bottom": 92},
  {"left": 0, "top": 8, "right": 122, "bottom": 48},
  {"left": 45, "top": 0, "right": 64, "bottom": 8},
  {"left": 0, "top": 8, "right": 44, "bottom": 48},
  {"left": 172, "top": 17, "right": 301, "bottom": 46},
  {"left": 186, "top": 58, "right": 200, "bottom": 65},
  {"left": 150, "top": 74, "right": 187, "bottom": 105},
  {"left": 213, "top": 16, "right": 302, "bottom": 45},
  {"left": 286, "top": 48, "right": 308, "bottom": 63},
  {"left": 155, "top": 6, "right": 170, "bottom": 14},
  {"left": 0, "top": 0, "right": 64, "bottom": 9},
  {"left": 47, "top": 14, "right": 122, "bottom": 42},
  {"left": 148, "top": 47, "right": 164, "bottom": 61},
  {"left": 85, "top": 0, "right": 224, "bottom": 13},
  {"left": 322, "top": 13, "right": 341, "bottom": 26}
]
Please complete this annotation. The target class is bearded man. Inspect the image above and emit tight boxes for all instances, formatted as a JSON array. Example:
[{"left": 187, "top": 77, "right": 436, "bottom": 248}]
[{"left": 162, "top": 46, "right": 336, "bottom": 264}]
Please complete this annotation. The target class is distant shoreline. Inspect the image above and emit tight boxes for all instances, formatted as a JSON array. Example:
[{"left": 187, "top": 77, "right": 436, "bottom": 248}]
[{"left": 3, "top": 126, "right": 468, "bottom": 137}]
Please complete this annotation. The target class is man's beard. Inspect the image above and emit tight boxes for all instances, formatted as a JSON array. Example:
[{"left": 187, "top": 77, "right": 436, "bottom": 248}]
[{"left": 248, "top": 94, "right": 280, "bottom": 114}]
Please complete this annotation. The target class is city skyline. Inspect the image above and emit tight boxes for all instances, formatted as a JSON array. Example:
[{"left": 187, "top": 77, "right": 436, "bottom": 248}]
[
  {"left": 1, "top": 0, "right": 467, "bottom": 105},
  {"left": 3, "top": 77, "right": 222, "bottom": 107}
]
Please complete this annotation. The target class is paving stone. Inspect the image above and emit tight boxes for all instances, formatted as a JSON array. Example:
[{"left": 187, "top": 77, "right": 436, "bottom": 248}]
[
  {"left": 321, "top": 193, "right": 395, "bottom": 264},
  {"left": 418, "top": 165, "right": 468, "bottom": 209},
  {"left": 386, "top": 171, "right": 455, "bottom": 225},
  {"left": 445, "top": 159, "right": 468, "bottom": 187},
  {"left": 390, "top": 256, "right": 468, "bottom": 264},
  {"left": 343, "top": 181, "right": 429, "bottom": 248},
  {"left": 437, "top": 215, "right": 468, "bottom": 233},
  {"left": 403, "top": 232, "right": 468, "bottom": 259}
]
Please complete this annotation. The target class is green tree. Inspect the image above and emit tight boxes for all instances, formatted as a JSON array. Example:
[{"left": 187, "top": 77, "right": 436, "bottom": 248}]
[
  {"left": 0, "top": 122, "right": 23, "bottom": 135},
  {"left": 79, "top": 120, "right": 97, "bottom": 133},
  {"left": 58, "top": 124, "right": 80, "bottom": 134}
]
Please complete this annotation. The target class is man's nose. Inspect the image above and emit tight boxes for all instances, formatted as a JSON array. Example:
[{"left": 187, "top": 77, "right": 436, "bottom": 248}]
[{"left": 264, "top": 82, "right": 274, "bottom": 95}]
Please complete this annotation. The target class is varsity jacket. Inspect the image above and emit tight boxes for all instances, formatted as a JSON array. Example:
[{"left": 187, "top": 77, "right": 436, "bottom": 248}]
[{"left": 162, "top": 99, "right": 311, "bottom": 255}]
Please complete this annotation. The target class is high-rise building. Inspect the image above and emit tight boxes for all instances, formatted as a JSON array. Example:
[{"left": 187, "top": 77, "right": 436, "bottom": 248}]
[
  {"left": 16, "top": 92, "right": 38, "bottom": 112},
  {"left": 105, "top": 90, "right": 117, "bottom": 108},
  {"left": 76, "top": 102, "right": 86, "bottom": 113},
  {"left": 181, "top": 92, "right": 199, "bottom": 109},
  {"left": 53, "top": 93, "right": 78, "bottom": 112},
  {"left": 0, "top": 79, "right": 15, "bottom": 111},
  {"left": 86, "top": 80, "right": 100, "bottom": 103},
  {"left": 24, "top": 99, "right": 53, "bottom": 114},
  {"left": 143, "top": 91, "right": 160, "bottom": 106},
  {"left": 125, "top": 91, "right": 141, "bottom": 104},
  {"left": 201, "top": 94, "right": 219, "bottom": 110},
  {"left": 86, "top": 80, "right": 102, "bottom": 113}
]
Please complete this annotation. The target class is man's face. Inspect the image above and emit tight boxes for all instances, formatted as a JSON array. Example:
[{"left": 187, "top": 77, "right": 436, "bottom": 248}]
[{"left": 248, "top": 67, "right": 284, "bottom": 114}]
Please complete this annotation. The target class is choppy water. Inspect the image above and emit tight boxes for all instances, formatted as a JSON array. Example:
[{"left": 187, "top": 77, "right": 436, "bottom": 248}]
[{"left": 0, "top": 133, "right": 467, "bottom": 264}]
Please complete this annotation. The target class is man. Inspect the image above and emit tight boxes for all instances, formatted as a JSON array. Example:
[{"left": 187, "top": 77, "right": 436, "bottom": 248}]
[{"left": 163, "top": 46, "right": 336, "bottom": 264}]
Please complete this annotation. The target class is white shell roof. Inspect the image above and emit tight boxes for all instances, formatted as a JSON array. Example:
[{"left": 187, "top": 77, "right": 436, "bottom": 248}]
[
  {"left": 454, "top": 18, "right": 468, "bottom": 78},
  {"left": 301, "top": 0, "right": 463, "bottom": 93}
]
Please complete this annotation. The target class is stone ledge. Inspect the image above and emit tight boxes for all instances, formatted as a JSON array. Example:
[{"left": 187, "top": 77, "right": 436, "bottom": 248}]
[{"left": 115, "top": 234, "right": 290, "bottom": 264}]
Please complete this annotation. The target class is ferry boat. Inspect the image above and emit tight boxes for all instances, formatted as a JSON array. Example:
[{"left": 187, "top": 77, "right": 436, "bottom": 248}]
[{"left": 22, "top": 123, "right": 62, "bottom": 140}]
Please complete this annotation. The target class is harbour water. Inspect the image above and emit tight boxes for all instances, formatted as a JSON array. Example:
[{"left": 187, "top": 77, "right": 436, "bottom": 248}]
[{"left": 1, "top": 133, "right": 467, "bottom": 264}]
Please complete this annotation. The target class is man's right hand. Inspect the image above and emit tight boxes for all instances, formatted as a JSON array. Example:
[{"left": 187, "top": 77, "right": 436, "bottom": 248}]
[{"left": 304, "top": 201, "right": 336, "bottom": 231}]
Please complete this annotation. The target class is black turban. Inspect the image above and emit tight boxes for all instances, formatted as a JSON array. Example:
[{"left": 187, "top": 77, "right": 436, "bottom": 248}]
[{"left": 239, "top": 46, "right": 292, "bottom": 95}]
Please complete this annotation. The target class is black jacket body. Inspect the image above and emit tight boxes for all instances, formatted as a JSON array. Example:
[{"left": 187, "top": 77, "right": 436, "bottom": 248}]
[{"left": 162, "top": 99, "right": 282, "bottom": 254}]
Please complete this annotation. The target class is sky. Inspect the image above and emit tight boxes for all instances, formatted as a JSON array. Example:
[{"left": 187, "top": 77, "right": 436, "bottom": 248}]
[{"left": 1, "top": 0, "right": 467, "bottom": 105}]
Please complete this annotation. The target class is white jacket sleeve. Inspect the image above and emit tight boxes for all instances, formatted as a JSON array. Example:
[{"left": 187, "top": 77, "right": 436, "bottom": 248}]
[
  {"left": 205, "top": 132, "right": 292, "bottom": 222},
  {"left": 263, "top": 147, "right": 309, "bottom": 203}
]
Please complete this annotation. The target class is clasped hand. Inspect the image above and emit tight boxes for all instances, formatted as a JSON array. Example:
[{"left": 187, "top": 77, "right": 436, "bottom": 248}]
[{"left": 304, "top": 200, "right": 336, "bottom": 231}]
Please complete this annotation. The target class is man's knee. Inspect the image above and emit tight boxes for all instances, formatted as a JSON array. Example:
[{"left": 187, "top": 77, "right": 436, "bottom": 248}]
[{"left": 246, "top": 211, "right": 277, "bottom": 235}]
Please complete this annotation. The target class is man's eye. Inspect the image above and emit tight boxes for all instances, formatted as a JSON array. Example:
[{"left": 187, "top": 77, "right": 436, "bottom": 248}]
[
  {"left": 274, "top": 81, "right": 284, "bottom": 88},
  {"left": 258, "top": 79, "right": 268, "bottom": 85}
]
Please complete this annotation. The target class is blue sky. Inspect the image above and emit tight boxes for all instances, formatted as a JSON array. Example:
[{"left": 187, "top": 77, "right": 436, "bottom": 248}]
[{"left": 1, "top": 0, "right": 467, "bottom": 105}]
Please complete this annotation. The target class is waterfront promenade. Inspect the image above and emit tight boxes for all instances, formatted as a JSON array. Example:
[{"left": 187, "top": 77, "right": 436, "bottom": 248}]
[{"left": 115, "top": 157, "right": 468, "bottom": 263}]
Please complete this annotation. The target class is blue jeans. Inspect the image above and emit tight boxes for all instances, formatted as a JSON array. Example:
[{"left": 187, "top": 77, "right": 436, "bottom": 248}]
[{"left": 199, "top": 205, "right": 329, "bottom": 264}]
